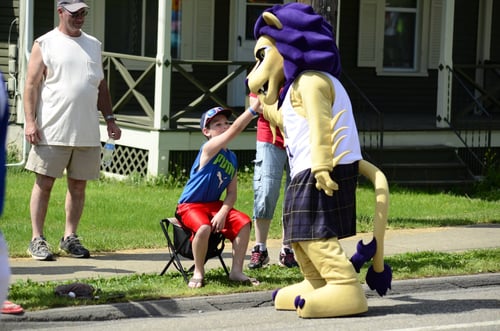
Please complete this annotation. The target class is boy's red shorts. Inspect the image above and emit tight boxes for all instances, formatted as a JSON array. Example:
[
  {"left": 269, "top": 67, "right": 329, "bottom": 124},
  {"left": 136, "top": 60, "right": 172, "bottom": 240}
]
[{"left": 176, "top": 201, "right": 251, "bottom": 241}]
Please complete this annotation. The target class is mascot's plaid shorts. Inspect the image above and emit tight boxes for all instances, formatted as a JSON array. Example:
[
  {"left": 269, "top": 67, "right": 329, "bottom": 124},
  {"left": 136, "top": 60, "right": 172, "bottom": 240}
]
[{"left": 282, "top": 162, "right": 359, "bottom": 245}]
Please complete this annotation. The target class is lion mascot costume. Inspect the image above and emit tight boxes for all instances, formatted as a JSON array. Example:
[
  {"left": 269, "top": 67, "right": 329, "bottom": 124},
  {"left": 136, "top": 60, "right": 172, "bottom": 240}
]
[{"left": 246, "top": 3, "right": 392, "bottom": 318}]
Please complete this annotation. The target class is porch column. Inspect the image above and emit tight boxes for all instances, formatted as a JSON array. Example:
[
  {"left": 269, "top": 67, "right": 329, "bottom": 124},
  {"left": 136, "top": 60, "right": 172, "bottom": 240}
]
[
  {"left": 475, "top": 0, "right": 493, "bottom": 106},
  {"left": 18, "top": 0, "right": 34, "bottom": 124},
  {"left": 436, "top": 0, "right": 454, "bottom": 128},
  {"left": 149, "top": 0, "right": 172, "bottom": 176}
]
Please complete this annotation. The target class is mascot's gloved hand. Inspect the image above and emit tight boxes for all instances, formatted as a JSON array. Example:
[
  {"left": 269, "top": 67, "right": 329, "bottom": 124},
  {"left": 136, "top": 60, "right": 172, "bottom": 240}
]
[
  {"left": 314, "top": 171, "right": 338, "bottom": 196},
  {"left": 350, "top": 238, "right": 377, "bottom": 273}
]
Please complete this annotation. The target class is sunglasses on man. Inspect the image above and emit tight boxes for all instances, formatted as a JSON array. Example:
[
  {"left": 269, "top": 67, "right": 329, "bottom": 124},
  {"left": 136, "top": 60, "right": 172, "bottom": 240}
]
[{"left": 63, "top": 7, "right": 88, "bottom": 18}]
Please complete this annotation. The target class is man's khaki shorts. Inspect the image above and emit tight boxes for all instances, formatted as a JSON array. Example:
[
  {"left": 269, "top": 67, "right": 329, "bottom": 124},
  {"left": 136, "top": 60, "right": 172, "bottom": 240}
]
[{"left": 25, "top": 145, "right": 101, "bottom": 180}]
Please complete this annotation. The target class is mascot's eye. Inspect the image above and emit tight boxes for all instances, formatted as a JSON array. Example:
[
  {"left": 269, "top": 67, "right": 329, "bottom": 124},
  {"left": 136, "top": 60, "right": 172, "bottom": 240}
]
[{"left": 256, "top": 46, "right": 271, "bottom": 61}]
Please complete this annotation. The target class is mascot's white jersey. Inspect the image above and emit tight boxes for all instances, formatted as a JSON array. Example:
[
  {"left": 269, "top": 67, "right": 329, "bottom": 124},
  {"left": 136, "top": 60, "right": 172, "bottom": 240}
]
[{"left": 282, "top": 72, "right": 362, "bottom": 179}]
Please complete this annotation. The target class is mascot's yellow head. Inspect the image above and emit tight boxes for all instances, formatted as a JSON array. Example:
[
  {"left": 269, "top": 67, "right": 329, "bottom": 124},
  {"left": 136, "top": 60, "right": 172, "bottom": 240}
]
[
  {"left": 247, "top": 35, "right": 284, "bottom": 107},
  {"left": 246, "top": 3, "right": 342, "bottom": 108}
]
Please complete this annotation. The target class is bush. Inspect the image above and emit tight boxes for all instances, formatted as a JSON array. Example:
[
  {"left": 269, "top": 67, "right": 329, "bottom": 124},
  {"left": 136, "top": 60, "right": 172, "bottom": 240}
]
[{"left": 474, "top": 149, "right": 500, "bottom": 200}]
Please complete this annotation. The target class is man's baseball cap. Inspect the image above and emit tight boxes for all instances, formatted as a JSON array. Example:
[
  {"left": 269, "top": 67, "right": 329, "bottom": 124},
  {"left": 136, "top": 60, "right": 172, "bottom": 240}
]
[
  {"left": 57, "top": 0, "right": 89, "bottom": 12},
  {"left": 200, "top": 107, "right": 232, "bottom": 130}
]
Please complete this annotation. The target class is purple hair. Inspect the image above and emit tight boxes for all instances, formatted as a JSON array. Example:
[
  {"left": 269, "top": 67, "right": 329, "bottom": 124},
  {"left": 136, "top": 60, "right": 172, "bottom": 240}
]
[{"left": 254, "top": 3, "right": 342, "bottom": 107}]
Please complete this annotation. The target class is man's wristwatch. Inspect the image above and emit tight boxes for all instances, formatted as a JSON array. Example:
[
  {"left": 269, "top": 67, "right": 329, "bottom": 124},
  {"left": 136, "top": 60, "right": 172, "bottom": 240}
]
[{"left": 105, "top": 115, "right": 116, "bottom": 121}]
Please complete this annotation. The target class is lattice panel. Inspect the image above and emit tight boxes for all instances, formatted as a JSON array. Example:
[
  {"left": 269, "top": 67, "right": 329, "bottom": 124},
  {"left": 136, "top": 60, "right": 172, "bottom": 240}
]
[{"left": 100, "top": 143, "right": 148, "bottom": 176}]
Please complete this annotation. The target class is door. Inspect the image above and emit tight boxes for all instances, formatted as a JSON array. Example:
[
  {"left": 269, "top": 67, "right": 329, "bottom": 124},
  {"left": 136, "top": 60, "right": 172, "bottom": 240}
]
[{"left": 227, "top": 0, "right": 287, "bottom": 107}]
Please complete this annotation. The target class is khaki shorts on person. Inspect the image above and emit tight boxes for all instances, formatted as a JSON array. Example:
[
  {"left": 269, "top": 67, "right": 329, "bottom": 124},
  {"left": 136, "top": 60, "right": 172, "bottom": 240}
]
[{"left": 25, "top": 145, "right": 101, "bottom": 180}]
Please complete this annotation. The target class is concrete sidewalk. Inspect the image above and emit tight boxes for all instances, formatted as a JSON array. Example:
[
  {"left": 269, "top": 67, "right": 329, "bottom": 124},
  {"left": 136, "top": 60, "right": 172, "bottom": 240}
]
[{"left": 8, "top": 224, "right": 500, "bottom": 284}]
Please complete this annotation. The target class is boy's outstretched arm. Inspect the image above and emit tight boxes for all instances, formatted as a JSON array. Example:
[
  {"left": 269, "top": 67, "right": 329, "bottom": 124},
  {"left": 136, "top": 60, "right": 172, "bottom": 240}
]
[{"left": 203, "top": 96, "right": 260, "bottom": 159}]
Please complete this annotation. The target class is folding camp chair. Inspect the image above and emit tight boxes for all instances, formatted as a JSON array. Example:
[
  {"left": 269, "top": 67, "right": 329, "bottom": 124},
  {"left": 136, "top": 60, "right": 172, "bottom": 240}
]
[{"left": 159, "top": 217, "right": 230, "bottom": 283}]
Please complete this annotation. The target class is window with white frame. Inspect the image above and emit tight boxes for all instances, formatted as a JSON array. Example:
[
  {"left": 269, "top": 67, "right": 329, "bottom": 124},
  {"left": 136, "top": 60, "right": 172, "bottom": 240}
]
[
  {"left": 383, "top": 1, "right": 418, "bottom": 70},
  {"left": 358, "top": 0, "right": 443, "bottom": 76}
]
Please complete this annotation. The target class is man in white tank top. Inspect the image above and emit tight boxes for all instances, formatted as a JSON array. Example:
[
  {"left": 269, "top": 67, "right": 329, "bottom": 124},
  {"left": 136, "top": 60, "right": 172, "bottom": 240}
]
[{"left": 23, "top": 0, "right": 121, "bottom": 261}]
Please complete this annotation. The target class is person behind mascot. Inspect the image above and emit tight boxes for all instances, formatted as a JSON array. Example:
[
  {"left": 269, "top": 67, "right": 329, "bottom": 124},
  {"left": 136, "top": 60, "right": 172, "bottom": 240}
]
[
  {"left": 247, "top": 3, "right": 392, "bottom": 318},
  {"left": 0, "top": 71, "right": 11, "bottom": 315}
]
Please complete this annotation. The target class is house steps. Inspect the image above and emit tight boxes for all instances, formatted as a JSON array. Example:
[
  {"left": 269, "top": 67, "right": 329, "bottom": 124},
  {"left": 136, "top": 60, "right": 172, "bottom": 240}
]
[{"left": 365, "top": 146, "right": 477, "bottom": 190}]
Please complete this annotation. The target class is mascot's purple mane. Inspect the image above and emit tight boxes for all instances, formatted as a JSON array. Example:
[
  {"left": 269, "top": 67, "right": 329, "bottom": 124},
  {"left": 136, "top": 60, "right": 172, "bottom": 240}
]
[{"left": 253, "top": 3, "right": 342, "bottom": 108}]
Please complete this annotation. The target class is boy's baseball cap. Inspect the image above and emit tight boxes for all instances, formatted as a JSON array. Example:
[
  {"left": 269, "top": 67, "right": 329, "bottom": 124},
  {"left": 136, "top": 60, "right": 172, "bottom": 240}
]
[
  {"left": 57, "top": 0, "right": 89, "bottom": 12},
  {"left": 200, "top": 107, "right": 232, "bottom": 130}
]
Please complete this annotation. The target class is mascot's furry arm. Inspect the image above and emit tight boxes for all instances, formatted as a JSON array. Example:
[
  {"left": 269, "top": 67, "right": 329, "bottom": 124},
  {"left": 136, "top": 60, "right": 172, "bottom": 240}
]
[{"left": 291, "top": 72, "right": 350, "bottom": 195}]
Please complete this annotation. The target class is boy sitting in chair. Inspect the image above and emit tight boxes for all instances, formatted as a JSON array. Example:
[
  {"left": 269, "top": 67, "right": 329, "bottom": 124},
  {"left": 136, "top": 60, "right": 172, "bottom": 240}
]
[{"left": 175, "top": 97, "right": 261, "bottom": 288}]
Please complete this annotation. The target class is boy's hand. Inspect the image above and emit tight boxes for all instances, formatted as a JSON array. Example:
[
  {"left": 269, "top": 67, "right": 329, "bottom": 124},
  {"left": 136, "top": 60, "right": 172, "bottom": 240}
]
[{"left": 249, "top": 93, "right": 263, "bottom": 113}]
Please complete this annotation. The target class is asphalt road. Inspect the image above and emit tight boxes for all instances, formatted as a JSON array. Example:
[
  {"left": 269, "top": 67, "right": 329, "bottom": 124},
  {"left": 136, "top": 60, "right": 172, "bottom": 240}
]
[{"left": 2, "top": 273, "right": 499, "bottom": 331}]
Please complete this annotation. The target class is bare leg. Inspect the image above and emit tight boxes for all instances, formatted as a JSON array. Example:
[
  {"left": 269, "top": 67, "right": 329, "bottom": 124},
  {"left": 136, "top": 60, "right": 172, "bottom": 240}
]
[
  {"left": 256, "top": 218, "right": 291, "bottom": 251},
  {"left": 64, "top": 177, "right": 87, "bottom": 238},
  {"left": 229, "top": 223, "right": 255, "bottom": 282},
  {"left": 30, "top": 174, "right": 56, "bottom": 239},
  {"left": 190, "top": 224, "right": 211, "bottom": 286},
  {"left": 254, "top": 218, "right": 271, "bottom": 246}
]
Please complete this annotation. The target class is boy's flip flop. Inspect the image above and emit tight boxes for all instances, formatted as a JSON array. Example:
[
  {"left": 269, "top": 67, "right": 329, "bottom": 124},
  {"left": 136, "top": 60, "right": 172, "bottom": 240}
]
[
  {"left": 188, "top": 277, "right": 204, "bottom": 289},
  {"left": 1, "top": 301, "right": 24, "bottom": 314}
]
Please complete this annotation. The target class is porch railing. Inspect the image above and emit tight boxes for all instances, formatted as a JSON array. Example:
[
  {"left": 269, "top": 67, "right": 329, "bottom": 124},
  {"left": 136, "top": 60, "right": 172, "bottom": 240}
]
[
  {"left": 168, "top": 59, "right": 254, "bottom": 126},
  {"left": 101, "top": 51, "right": 254, "bottom": 130},
  {"left": 341, "top": 71, "right": 384, "bottom": 162},
  {"left": 448, "top": 62, "right": 500, "bottom": 125},
  {"left": 444, "top": 63, "right": 500, "bottom": 175},
  {"left": 101, "top": 52, "right": 385, "bottom": 141},
  {"left": 101, "top": 52, "right": 156, "bottom": 129}
]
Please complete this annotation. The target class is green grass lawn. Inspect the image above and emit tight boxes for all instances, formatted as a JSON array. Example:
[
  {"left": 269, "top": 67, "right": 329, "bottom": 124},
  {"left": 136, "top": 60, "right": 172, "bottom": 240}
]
[{"left": 3, "top": 167, "right": 499, "bottom": 257}]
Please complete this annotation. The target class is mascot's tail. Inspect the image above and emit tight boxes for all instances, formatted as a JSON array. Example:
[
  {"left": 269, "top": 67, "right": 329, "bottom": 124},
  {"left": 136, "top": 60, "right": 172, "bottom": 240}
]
[{"left": 350, "top": 160, "right": 392, "bottom": 296}]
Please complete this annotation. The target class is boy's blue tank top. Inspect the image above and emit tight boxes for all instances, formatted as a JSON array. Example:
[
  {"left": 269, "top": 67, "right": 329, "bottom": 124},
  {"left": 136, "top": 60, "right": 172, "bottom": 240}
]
[{"left": 178, "top": 144, "right": 238, "bottom": 203}]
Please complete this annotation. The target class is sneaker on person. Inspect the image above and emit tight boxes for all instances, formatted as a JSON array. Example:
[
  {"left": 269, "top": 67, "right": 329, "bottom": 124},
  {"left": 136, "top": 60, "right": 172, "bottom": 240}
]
[
  {"left": 248, "top": 245, "right": 270, "bottom": 269},
  {"left": 27, "top": 236, "right": 54, "bottom": 261},
  {"left": 59, "top": 234, "right": 90, "bottom": 258},
  {"left": 279, "top": 248, "right": 299, "bottom": 268}
]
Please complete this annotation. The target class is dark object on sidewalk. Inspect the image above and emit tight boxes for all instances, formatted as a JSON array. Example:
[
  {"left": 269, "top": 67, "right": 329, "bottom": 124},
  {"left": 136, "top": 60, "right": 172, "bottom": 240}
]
[{"left": 54, "top": 282, "right": 96, "bottom": 299}]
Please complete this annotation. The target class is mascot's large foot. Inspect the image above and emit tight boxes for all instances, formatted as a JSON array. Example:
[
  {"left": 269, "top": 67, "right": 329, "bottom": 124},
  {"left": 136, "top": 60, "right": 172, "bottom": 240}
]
[
  {"left": 295, "top": 282, "right": 368, "bottom": 318},
  {"left": 291, "top": 238, "right": 368, "bottom": 318},
  {"left": 274, "top": 279, "right": 326, "bottom": 311}
]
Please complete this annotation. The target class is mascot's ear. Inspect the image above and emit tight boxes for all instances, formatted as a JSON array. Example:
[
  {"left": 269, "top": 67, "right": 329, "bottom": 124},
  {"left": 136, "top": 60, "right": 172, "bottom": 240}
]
[{"left": 263, "top": 12, "right": 283, "bottom": 30}]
